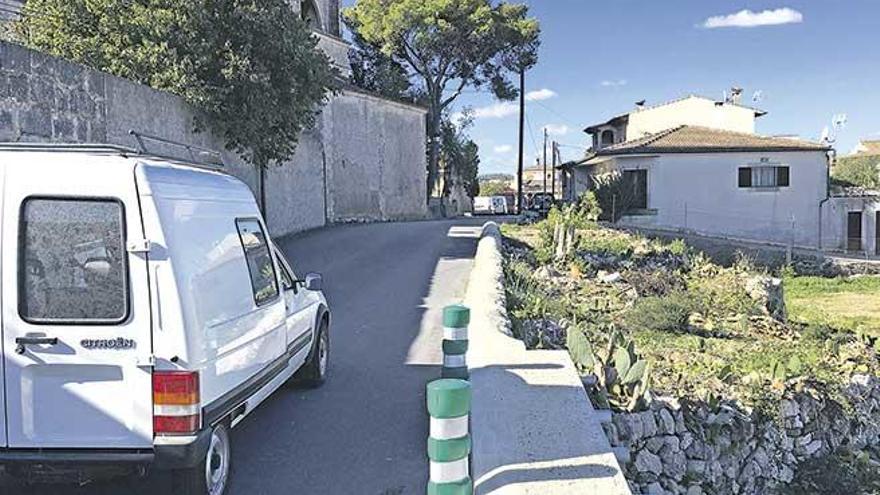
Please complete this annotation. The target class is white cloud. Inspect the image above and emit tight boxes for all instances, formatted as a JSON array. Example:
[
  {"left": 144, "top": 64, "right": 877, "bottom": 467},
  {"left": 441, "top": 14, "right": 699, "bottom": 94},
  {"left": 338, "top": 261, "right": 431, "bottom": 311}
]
[
  {"left": 543, "top": 124, "right": 569, "bottom": 136},
  {"left": 600, "top": 79, "right": 628, "bottom": 88},
  {"left": 471, "top": 102, "right": 519, "bottom": 119},
  {"left": 702, "top": 8, "right": 803, "bottom": 29},
  {"left": 493, "top": 144, "right": 513, "bottom": 154},
  {"left": 525, "top": 88, "right": 557, "bottom": 101}
]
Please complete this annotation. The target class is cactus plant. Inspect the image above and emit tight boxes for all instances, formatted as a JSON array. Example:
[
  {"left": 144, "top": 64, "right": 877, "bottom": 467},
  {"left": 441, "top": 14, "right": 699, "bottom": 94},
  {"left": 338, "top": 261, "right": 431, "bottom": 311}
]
[{"left": 574, "top": 327, "right": 652, "bottom": 412}]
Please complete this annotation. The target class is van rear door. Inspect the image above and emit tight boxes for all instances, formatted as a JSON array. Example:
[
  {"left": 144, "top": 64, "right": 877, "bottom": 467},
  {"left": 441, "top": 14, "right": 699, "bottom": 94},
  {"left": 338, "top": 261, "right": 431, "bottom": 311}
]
[
  {"left": 1, "top": 156, "right": 153, "bottom": 449},
  {"left": 0, "top": 162, "right": 7, "bottom": 448}
]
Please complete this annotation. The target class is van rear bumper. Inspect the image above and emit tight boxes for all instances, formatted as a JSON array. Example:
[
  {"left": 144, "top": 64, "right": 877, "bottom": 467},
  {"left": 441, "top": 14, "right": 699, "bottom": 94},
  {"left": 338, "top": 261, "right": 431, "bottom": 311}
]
[{"left": 0, "top": 428, "right": 211, "bottom": 470}]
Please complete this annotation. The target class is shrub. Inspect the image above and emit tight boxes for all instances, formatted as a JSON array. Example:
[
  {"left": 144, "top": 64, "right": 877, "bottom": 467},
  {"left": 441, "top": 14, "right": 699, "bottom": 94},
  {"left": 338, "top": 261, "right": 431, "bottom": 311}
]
[
  {"left": 592, "top": 172, "right": 637, "bottom": 222},
  {"left": 687, "top": 257, "right": 760, "bottom": 318},
  {"left": 624, "top": 269, "right": 686, "bottom": 297},
  {"left": 578, "top": 228, "right": 633, "bottom": 257},
  {"left": 623, "top": 292, "right": 695, "bottom": 333}
]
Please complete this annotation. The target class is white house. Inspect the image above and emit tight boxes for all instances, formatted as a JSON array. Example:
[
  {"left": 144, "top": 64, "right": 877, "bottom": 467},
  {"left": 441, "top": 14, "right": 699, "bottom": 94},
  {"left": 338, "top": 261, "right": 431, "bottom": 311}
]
[
  {"left": 568, "top": 125, "right": 831, "bottom": 248},
  {"left": 584, "top": 95, "right": 766, "bottom": 150}
]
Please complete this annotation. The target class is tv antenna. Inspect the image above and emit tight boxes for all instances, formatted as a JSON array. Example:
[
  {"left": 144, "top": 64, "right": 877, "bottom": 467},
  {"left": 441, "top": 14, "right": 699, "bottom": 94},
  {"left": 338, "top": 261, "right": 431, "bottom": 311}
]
[{"left": 752, "top": 90, "right": 764, "bottom": 103}]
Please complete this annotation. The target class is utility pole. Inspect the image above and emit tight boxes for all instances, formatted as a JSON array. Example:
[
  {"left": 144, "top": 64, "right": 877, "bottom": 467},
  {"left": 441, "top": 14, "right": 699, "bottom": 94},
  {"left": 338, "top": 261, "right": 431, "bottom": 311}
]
[
  {"left": 516, "top": 69, "right": 525, "bottom": 215},
  {"left": 551, "top": 141, "right": 558, "bottom": 201},
  {"left": 542, "top": 126, "right": 548, "bottom": 213}
]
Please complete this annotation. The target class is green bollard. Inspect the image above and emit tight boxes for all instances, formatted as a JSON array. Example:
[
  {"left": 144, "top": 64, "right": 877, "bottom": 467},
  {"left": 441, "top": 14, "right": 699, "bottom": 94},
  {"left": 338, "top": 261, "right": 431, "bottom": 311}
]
[
  {"left": 427, "top": 379, "right": 473, "bottom": 495},
  {"left": 442, "top": 305, "right": 470, "bottom": 380}
]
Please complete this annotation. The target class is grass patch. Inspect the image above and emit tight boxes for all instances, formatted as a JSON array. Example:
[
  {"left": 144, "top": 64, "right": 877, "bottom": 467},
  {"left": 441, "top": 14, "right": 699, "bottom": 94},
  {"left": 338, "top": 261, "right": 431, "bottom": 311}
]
[{"left": 786, "top": 275, "right": 880, "bottom": 335}]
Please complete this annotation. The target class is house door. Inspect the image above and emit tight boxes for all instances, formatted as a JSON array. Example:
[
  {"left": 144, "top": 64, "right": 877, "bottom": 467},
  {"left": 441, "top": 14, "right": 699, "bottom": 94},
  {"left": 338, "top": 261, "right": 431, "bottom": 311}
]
[
  {"left": 848, "top": 211, "right": 862, "bottom": 252},
  {"left": 876, "top": 212, "right": 880, "bottom": 255}
]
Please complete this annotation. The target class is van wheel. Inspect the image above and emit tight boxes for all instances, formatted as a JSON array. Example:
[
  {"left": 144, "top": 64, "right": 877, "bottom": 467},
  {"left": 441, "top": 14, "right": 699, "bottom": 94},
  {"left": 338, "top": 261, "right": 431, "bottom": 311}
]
[
  {"left": 295, "top": 320, "right": 330, "bottom": 388},
  {"left": 172, "top": 424, "right": 231, "bottom": 495}
]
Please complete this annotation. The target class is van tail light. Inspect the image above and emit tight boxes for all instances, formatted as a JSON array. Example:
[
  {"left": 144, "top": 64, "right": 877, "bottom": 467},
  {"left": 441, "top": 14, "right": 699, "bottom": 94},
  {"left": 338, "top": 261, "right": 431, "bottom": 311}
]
[{"left": 153, "top": 371, "right": 201, "bottom": 435}]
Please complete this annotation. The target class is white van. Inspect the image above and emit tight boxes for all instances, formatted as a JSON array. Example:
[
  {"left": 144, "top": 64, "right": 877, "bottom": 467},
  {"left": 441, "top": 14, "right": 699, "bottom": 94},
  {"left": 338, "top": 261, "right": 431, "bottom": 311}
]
[
  {"left": 490, "top": 196, "right": 509, "bottom": 215},
  {"left": 0, "top": 143, "right": 331, "bottom": 494},
  {"left": 473, "top": 196, "right": 494, "bottom": 215}
]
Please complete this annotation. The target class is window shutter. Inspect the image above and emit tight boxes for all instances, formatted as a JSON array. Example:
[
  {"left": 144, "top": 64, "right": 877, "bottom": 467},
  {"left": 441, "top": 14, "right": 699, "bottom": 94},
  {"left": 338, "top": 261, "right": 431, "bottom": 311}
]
[
  {"left": 738, "top": 167, "right": 752, "bottom": 188},
  {"left": 777, "top": 166, "right": 790, "bottom": 187}
]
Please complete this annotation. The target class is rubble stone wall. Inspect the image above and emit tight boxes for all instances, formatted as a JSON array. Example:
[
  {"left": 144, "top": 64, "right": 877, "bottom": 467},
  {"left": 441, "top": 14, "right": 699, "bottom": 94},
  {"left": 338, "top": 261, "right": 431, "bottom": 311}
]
[{"left": 607, "top": 375, "right": 880, "bottom": 495}]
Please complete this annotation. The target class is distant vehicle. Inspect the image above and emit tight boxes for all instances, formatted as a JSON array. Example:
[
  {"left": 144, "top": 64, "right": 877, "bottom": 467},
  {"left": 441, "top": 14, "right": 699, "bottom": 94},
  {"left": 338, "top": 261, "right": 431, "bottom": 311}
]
[
  {"left": 529, "top": 193, "right": 555, "bottom": 211},
  {"left": 491, "top": 196, "right": 509, "bottom": 214},
  {"left": 0, "top": 143, "right": 331, "bottom": 495},
  {"left": 474, "top": 196, "right": 494, "bottom": 215},
  {"left": 474, "top": 196, "right": 508, "bottom": 215}
]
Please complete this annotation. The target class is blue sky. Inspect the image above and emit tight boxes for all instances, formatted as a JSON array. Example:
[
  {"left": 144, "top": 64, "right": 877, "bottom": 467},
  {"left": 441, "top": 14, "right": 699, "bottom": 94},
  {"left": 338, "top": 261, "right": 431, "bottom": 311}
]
[{"left": 343, "top": 1, "right": 880, "bottom": 176}]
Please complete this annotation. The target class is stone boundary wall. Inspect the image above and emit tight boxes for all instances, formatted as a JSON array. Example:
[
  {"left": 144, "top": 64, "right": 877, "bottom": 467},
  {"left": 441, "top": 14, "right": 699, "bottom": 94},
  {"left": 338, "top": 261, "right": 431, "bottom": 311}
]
[
  {"left": 0, "top": 41, "right": 428, "bottom": 238},
  {"left": 606, "top": 375, "right": 880, "bottom": 495}
]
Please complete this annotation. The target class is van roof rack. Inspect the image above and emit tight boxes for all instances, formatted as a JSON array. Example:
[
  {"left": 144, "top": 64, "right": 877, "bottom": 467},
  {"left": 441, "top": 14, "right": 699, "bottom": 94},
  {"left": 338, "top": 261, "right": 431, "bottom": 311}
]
[
  {"left": 0, "top": 132, "right": 226, "bottom": 171},
  {"left": 129, "top": 130, "right": 225, "bottom": 168}
]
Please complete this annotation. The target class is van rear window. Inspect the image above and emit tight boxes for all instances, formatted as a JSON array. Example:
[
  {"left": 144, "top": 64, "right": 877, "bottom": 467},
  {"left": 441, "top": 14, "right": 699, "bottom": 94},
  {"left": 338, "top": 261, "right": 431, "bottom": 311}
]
[
  {"left": 235, "top": 218, "right": 279, "bottom": 306},
  {"left": 19, "top": 198, "right": 128, "bottom": 324}
]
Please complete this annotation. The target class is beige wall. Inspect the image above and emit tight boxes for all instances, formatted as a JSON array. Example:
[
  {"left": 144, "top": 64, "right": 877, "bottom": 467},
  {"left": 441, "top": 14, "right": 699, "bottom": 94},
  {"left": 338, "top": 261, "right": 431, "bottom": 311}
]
[{"left": 627, "top": 97, "right": 757, "bottom": 138}]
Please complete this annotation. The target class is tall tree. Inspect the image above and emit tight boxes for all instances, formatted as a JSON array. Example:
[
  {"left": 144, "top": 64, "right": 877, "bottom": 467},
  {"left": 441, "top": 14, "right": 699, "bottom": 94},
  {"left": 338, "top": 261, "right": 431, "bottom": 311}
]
[
  {"left": 439, "top": 118, "right": 480, "bottom": 199},
  {"left": 17, "top": 0, "right": 337, "bottom": 176},
  {"left": 344, "top": 0, "right": 539, "bottom": 199}
]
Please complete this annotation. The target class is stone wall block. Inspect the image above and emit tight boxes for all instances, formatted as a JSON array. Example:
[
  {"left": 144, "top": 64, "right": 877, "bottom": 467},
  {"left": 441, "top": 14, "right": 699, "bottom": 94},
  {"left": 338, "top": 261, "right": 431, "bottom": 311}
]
[{"left": 1, "top": 43, "right": 31, "bottom": 74}]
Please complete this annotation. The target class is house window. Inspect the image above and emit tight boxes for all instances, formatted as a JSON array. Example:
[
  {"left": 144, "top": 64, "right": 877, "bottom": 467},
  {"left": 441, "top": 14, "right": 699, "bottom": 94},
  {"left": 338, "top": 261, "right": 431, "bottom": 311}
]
[
  {"left": 738, "top": 166, "right": 790, "bottom": 188},
  {"left": 623, "top": 169, "right": 648, "bottom": 209},
  {"left": 601, "top": 130, "right": 615, "bottom": 147}
]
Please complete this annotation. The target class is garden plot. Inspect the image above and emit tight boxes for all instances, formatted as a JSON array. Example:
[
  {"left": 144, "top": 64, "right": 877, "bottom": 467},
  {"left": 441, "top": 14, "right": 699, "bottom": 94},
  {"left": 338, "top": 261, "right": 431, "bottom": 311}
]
[{"left": 501, "top": 209, "right": 880, "bottom": 495}]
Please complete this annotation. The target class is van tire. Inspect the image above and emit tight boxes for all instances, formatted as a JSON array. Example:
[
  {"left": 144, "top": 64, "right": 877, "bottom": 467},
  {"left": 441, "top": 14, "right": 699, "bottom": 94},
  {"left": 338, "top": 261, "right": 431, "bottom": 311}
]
[
  {"left": 295, "top": 320, "right": 330, "bottom": 388},
  {"left": 171, "top": 423, "right": 231, "bottom": 495}
]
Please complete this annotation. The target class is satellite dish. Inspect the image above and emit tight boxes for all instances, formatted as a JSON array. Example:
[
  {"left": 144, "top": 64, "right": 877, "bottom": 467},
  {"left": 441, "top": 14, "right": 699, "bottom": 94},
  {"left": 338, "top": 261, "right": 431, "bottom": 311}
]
[
  {"left": 820, "top": 126, "right": 831, "bottom": 143},
  {"left": 752, "top": 90, "right": 764, "bottom": 103}
]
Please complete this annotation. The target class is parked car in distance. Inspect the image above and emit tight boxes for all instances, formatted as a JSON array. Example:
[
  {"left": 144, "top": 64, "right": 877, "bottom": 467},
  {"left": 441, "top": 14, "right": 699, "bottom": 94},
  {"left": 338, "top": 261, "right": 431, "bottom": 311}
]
[{"left": 0, "top": 143, "right": 331, "bottom": 495}]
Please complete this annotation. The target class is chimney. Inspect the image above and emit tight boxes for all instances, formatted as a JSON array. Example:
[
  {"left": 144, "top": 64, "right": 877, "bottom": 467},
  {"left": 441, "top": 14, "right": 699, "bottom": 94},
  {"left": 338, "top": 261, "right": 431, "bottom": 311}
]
[{"left": 729, "top": 87, "right": 743, "bottom": 105}]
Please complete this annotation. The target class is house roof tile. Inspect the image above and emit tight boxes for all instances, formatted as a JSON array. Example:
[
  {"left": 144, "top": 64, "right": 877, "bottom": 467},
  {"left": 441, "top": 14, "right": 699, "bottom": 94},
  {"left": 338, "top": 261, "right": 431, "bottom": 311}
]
[
  {"left": 586, "top": 125, "right": 829, "bottom": 158},
  {"left": 856, "top": 140, "right": 880, "bottom": 156}
]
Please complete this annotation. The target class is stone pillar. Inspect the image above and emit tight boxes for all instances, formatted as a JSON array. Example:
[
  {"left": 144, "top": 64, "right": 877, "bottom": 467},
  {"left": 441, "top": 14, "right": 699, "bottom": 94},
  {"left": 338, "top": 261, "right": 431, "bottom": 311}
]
[{"left": 326, "top": 0, "right": 340, "bottom": 36}]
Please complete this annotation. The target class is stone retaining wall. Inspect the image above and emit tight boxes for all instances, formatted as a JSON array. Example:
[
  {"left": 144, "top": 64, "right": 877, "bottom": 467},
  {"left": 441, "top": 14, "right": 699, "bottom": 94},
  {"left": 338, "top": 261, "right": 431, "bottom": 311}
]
[
  {"left": 605, "top": 375, "right": 880, "bottom": 494},
  {"left": 0, "top": 41, "right": 428, "bottom": 238}
]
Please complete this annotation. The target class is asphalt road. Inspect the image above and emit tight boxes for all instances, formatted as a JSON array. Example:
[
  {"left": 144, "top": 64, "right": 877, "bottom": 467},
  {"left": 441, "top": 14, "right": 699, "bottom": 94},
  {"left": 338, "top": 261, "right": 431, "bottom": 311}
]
[{"left": 1, "top": 218, "right": 488, "bottom": 495}]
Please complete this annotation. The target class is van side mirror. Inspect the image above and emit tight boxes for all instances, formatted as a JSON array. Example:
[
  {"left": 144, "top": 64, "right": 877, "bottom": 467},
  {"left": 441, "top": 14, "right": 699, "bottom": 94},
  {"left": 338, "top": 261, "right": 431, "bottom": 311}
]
[{"left": 304, "top": 273, "right": 323, "bottom": 291}]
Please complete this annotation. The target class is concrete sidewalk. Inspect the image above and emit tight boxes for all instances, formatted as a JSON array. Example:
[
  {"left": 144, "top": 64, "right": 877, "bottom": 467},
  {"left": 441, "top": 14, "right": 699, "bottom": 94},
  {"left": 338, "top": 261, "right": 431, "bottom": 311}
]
[{"left": 465, "top": 223, "right": 631, "bottom": 495}]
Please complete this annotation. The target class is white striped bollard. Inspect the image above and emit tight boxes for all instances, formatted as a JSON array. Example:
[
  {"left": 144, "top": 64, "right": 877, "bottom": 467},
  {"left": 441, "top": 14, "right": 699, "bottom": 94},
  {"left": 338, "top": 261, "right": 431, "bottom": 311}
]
[
  {"left": 427, "top": 379, "right": 472, "bottom": 495},
  {"left": 442, "top": 305, "right": 470, "bottom": 380}
]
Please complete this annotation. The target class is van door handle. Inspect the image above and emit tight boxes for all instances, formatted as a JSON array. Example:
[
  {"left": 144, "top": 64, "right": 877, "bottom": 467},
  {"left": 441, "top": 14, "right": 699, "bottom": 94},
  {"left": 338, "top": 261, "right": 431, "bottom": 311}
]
[{"left": 15, "top": 337, "right": 58, "bottom": 354}]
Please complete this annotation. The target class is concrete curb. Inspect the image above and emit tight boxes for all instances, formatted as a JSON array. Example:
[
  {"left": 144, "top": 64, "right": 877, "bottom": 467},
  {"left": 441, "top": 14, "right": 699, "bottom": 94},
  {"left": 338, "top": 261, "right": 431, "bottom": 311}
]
[{"left": 464, "top": 222, "right": 632, "bottom": 495}]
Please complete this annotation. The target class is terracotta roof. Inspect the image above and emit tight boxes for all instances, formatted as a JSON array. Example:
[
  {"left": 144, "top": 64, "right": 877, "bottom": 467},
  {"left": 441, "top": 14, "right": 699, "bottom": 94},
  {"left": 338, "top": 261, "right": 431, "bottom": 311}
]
[
  {"left": 856, "top": 140, "right": 880, "bottom": 156},
  {"left": 584, "top": 95, "right": 767, "bottom": 134},
  {"left": 586, "top": 126, "right": 829, "bottom": 158}
]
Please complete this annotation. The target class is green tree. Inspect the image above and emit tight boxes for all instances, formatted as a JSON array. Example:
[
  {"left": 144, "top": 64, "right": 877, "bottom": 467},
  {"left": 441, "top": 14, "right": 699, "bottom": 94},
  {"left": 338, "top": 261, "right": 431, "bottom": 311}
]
[
  {"left": 346, "top": 19, "right": 417, "bottom": 103},
  {"left": 439, "top": 118, "right": 480, "bottom": 199},
  {"left": 479, "top": 180, "right": 510, "bottom": 197},
  {"left": 344, "top": 0, "right": 540, "bottom": 199},
  {"left": 17, "top": 0, "right": 338, "bottom": 207},
  {"left": 833, "top": 155, "right": 880, "bottom": 190}
]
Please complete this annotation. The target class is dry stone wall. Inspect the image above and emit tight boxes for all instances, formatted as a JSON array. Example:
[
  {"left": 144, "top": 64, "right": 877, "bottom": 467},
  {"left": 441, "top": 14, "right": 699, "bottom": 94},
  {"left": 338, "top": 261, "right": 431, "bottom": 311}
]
[{"left": 606, "top": 375, "right": 880, "bottom": 494}]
